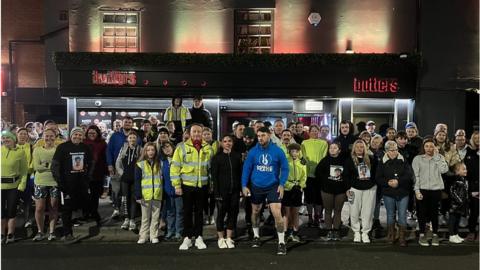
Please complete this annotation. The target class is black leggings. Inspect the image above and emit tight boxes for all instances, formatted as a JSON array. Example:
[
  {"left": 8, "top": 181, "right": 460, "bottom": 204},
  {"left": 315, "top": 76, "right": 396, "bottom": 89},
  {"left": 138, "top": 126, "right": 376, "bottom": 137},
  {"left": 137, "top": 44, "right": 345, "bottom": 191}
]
[
  {"left": 182, "top": 185, "right": 207, "bottom": 238},
  {"left": 321, "top": 191, "right": 346, "bottom": 230},
  {"left": 469, "top": 197, "right": 479, "bottom": 233},
  {"left": 449, "top": 212, "right": 461, "bottom": 235},
  {"left": 88, "top": 180, "right": 103, "bottom": 220},
  {"left": 216, "top": 193, "right": 240, "bottom": 231},
  {"left": 121, "top": 182, "right": 137, "bottom": 219},
  {"left": 416, "top": 189, "right": 442, "bottom": 234},
  {"left": 1, "top": 189, "right": 18, "bottom": 219}
]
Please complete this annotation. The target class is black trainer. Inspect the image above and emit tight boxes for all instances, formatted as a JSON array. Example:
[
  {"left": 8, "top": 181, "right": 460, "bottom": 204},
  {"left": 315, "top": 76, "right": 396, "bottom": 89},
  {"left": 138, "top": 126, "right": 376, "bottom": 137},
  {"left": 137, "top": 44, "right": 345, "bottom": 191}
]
[
  {"left": 277, "top": 243, "right": 287, "bottom": 255},
  {"left": 252, "top": 237, "right": 261, "bottom": 248}
]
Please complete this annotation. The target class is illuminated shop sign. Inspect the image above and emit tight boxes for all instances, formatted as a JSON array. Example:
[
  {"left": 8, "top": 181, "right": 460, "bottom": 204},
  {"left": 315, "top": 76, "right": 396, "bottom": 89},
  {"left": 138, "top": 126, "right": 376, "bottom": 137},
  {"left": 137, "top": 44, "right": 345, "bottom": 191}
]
[
  {"left": 353, "top": 77, "right": 398, "bottom": 93},
  {"left": 92, "top": 70, "right": 137, "bottom": 86}
]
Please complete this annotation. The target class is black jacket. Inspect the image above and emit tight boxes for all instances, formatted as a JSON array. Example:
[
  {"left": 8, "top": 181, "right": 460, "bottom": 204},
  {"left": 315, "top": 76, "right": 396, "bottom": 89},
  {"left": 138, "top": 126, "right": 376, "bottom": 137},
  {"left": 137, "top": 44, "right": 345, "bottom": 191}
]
[
  {"left": 232, "top": 135, "right": 247, "bottom": 154},
  {"left": 189, "top": 105, "right": 213, "bottom": 129},
  {"left": 344, "top": 155, "right": 377, "bottom": 190},
  {"left": 51, "top": 141, "right": 93, "bottom": 196},
  {"left": 211, "top": 151, "right": 242, "bottom": 198},
  {"left": 334, "top": 134, "right": 356, "bottom": 159},
  {"left": 408, "top": 136, "right": 423, "bottom": 155},
  {"left": 398, "top": 144, "right": 418, "bottom": 165},
  {"left": 449, "top": 175, "right": 469, "bottom": 215},
  {"left": 375, "top": 154, "right": 413, "bottom": 199},
  {"left": 464, "top": 148, "right": 479, "bottom": 193},
  {"left": 315, "top": 155, "right": 348, "bottom": 195}
]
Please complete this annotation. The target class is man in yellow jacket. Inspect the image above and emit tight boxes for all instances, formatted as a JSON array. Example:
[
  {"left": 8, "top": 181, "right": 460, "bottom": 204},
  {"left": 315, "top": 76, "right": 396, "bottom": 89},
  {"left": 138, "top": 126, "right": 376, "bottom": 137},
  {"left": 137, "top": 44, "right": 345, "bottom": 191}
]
[{"left": 171, "top": 123, "right": 214, "bottom": 251}]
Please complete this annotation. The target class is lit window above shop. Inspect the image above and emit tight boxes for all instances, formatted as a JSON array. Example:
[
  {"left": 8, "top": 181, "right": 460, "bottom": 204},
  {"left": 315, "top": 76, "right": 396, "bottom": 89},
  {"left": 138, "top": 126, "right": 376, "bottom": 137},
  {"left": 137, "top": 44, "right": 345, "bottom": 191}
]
[
  {"left": 102, "top": 12, "right": 139, "bottom": 53},
  {"left": 234, "top": 9, "right": 274, "bottom": 54}
]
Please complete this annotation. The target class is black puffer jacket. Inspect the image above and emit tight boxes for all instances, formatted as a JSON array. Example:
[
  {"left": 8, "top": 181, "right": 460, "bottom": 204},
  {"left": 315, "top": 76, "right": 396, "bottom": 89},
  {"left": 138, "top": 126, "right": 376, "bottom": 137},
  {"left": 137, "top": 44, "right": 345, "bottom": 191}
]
[
  {"left": 211, "top": 151, "right": 242, "bottom": 198},
  {"left": 449, "top": 176, "right": 469, "bottom": 215},
  {"left": 189, "top": 104, "right": 213, "bottom": 129},
  {"left": 375, "top": 154, "right": 414, "bottom": 199},
  {"left": 464, "top": 148, "right": 479, "bottom": 194}
]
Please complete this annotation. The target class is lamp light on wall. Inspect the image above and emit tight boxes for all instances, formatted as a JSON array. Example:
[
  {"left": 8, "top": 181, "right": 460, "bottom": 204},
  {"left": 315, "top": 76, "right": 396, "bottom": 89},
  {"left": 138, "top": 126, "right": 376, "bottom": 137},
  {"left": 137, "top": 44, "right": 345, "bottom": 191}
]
[
  {"left": 308, "top": 12, "right": 322, "bottom": 27},
  {"left": 345, "top": 39, "right": 354, "bottom": 54}
]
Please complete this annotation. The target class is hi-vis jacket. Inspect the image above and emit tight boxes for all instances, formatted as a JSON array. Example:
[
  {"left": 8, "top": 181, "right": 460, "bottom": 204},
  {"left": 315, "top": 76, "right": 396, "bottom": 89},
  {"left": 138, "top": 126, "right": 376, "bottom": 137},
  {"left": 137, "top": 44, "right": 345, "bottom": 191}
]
[
  {"left": 170, "top": 139, "right": 214, "bottom": 188},
  {"left": 284, "top": 157, "right": 307, "bottom": 191},
  {"left": 1, "top": 145, "right": 28, "bottom": 191},
  {"left": 134, "top": 160, "right": 162, "bottom": 201},
  {"left": 164, "top": 106, "right": 191, "bottom": 131},
  {"left": 301, "top": 139, "right": 328, "bottom": 178}
]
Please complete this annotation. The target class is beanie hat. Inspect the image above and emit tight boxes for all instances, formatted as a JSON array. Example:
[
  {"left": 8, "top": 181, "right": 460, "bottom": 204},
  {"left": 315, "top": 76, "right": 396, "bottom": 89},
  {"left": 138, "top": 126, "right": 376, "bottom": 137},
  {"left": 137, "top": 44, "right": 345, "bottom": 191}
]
[
  {"left": 158, "top": 127, "right": 170, "bottom": 135},
  {"left": 244, "top": 127, "right": 255, "bottom": 138},
  {"left": 1, "top": 130, "right": 17, "bottom": 143},
  {"left": 405, "top": 122, "right": 417, "bottom": 130},
  {"left": 70, "top": 127, "right": 84, "bottom": 138}
]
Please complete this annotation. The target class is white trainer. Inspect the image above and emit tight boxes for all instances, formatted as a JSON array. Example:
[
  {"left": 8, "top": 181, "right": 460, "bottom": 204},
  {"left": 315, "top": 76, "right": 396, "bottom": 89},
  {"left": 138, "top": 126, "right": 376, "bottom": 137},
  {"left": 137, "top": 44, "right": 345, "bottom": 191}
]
[
  {"left": 353, "top": 232, "right": 361, "bottom": 243},
  {"left": 121, "top": 218, "right": 129, "bottom": 230},
  {"left": 455, "top": 235, "right": 465, "bottom": 242},
  {"left": 179, "top": 237, "right": 193, "bottom": 250},
  {"left": 137, "top": 238, "right": 147, "bottom": 244},
  {"left": 218, "top": 238, "right": 227, "bottom": 249},
  {"left": 361, "top": 233, "right": 370, "bottom": 243},
  {"left": 151, "top": 238, "right": 159, "bottom": 244},
  {"left": 195, "top": 236, "right": 207, "bottom": 249},
  {"left": 225, "top": 238, "right": 235, "bottom": 249},
  {"left": 449, "top": 235, "right": 462, "bottom": 244}
]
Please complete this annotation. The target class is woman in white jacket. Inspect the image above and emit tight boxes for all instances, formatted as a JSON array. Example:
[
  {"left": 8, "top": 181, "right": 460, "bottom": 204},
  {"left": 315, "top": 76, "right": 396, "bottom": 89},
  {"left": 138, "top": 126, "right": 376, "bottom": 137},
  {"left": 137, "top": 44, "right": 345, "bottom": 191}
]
[{"left": 412, "top": 138, "right": 449, "bottom": 247}]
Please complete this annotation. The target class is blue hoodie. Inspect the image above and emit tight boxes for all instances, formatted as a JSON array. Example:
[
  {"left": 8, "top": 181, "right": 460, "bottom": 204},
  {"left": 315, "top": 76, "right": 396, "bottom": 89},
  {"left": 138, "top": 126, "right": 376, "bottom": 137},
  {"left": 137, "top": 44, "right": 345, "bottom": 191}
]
[
  {"left": 162, "top": 158, "right": 177, "bottom": 197},
  {"left": 106, "top": 129, "right": 142, "bottom": 166},
  {"left": 242, "top": 141, "right": 289, "bottom": 188}
]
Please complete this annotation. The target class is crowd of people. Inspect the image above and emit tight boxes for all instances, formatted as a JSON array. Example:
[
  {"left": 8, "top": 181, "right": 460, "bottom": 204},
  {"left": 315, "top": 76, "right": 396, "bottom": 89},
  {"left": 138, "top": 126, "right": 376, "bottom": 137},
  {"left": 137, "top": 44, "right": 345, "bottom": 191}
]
[{"left": 1, "top": 96, "right": 479, "bottom": 256}]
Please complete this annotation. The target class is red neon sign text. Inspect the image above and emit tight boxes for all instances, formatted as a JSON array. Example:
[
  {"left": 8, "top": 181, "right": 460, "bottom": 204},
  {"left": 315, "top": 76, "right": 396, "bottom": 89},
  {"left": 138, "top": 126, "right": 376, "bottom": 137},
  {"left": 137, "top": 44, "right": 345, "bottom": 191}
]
[
  {"left": 353, "top": 77, "right": 398, "bottom": 93},
  {"left": 92, "top": 71, "right": 136, "bottom": 86}
]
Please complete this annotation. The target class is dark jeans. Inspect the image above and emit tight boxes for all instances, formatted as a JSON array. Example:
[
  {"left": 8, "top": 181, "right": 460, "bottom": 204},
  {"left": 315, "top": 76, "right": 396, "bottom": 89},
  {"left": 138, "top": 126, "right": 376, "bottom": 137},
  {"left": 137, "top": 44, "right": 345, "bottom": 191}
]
[
  {"left": 469, "top": 197, "right": 479, "bottom": 233},
  {"left": 216, "top": 192, "right": 240, "bottom": 232},
  {"left": 182, "top": 185, "right": 207, "bottom": 238},
  {"left": 121, "top": 182, "right": 137, "bottom": 219},
  {"left": 416, "top": 189, "right": 442, "bottom": 234},
  {"left": 203, "top": 192, "right": 216, "bottom": 217},
  {"left": 321, "top": 191, "right": 346, "bottom": 230},
  {"left": 61, "top": 189, "right": 88, "bottom": 236},
  {"left": 449, "top": 212, "right": 461, "bottom": 235},
  {"left": 244, "top": 196, "right": 252, "bottom": 225},
  {"left": 88, "top": 180, "right": 103, "bottom": 220}
]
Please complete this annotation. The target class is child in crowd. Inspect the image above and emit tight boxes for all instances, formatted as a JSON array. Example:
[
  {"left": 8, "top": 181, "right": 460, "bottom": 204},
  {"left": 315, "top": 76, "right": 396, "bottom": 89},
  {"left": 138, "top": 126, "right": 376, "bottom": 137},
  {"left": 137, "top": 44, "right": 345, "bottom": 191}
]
[
  {"left": 134, "top": 142, "right": 162, "bottom": 244},
  {"left": 283, "top": 143, "right": 307, "bottom": 242},
  {"left": 161, "top": 142, "right": 183, "bottom": 241},
  {"left": 448, "top": 162, "right": 469, "bottom": 244}
]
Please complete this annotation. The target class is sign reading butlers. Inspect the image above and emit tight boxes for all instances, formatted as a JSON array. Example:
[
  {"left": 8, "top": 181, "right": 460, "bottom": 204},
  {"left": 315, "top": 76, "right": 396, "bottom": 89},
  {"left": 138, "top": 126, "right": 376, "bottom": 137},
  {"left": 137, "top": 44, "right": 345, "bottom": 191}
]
[
  {"left": 353, "top": 77, "right": 399, "bottom": 93},
  {"left": 92, "top": 71, "right": 137, "bottom": 86}
]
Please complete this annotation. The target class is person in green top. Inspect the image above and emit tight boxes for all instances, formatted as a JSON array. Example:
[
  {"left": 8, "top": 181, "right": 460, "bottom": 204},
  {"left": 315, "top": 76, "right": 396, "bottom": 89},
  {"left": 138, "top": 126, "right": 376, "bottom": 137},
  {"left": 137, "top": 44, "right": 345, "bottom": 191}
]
[
  {"left": 1, "top": 130, "right": 28, "bottom": 244},
  {"left": 282, "top": 143, "right": 307, "bottom": 242},
  {"left": 32, "top": 129, "right": 59, "bottom": 241},
  {"left": 301, "top": 124, "right": 328, "bottom": 227},
  {"left": 16, "top": 128, "right": 35, "bottom": 228}
]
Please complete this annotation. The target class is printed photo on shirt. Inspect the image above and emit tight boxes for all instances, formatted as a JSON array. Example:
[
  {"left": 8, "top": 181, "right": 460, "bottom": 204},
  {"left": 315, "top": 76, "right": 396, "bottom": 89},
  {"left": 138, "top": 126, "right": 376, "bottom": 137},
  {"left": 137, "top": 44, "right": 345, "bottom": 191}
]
[
  {"left": 328, "top": 165, "right": 343, "bottom": 181},
  {"left": 71, "top": 154, "right": 85, "bottom": 172},
  {"left": 357, "top": 163, "right": 370, "bottom": 180}
]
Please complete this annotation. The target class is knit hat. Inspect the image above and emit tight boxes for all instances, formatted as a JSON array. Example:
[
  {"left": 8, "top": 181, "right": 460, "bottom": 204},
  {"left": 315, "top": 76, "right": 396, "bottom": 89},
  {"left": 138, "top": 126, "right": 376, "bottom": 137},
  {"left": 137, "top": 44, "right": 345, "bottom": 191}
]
[
  {"left": 1, "top": 130, "right": 17, "bottom": 142},
  {"left": 158, "top": 127, "right": 170, "bottom": 135},
  {"left": 405, "top": 122, "right": 417, "bottom": 130},
  {"left": 244, "top": 127, "right": 256, "bottom": 139},
  {"left": 70, "top": 127, "right": 84, "bottom": 138}
]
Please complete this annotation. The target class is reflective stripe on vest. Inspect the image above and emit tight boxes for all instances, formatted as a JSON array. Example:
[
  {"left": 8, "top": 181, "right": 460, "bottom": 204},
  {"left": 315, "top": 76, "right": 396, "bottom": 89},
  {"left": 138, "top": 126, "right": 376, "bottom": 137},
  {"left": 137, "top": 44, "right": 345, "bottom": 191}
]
[
  {"left": 166, "top": 107, "right": 188, "bottom": 131},
  {"left": 138, "top": 160, "right": 162, "bottom": 200}
]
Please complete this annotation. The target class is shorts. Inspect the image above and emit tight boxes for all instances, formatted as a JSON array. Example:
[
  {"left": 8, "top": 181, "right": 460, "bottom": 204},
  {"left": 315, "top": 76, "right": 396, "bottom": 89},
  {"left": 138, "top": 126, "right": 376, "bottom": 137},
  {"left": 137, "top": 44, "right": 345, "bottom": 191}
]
[
  {"left": 250, "top": 184, "right": 281, "bottom": 205},
  {"left": 304, "top": 177, "right": 323, "bottom": 205},
  {"left": 34, "top": 185, "right": 60, "bottom": 199},
  {"left": 282, "top": 187, "right": 303, "bottom": 207}
]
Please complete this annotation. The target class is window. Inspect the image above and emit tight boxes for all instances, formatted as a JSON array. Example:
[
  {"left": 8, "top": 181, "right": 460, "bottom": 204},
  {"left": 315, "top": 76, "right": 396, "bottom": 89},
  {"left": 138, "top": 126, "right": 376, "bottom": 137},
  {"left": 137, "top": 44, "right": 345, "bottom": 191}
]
[
  {"left": 59, "top": 10, "right": 68, "bottom": 22},
  {"left": 102, "top": 12, "right": 139, "bottom": 52},
  {"left": 235, "top": 9, "right": 273, "bottom": 54}
]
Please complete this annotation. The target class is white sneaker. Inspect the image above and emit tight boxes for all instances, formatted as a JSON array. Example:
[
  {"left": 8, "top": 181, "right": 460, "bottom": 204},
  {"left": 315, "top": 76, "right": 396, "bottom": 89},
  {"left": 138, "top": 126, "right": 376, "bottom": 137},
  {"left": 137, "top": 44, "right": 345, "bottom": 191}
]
[
  {"left": 218, "top": 238, "right": 227, "bottom": 249},
  {"left": 111, "top": 209, "right": 120, "bottom": 218},
  {"left": 455, "top": 235, "right": 465, "bottom": 242},
  {"left": 225, "top": 238, "right": 235, "bottom": 249},
  {"left": 195, "top": 236, "right": 207, "bottom": 249},
  {"left": 353, "top": 232, "right": 361, "bottom": 243},
  {"left": 121, "top": 218, "right": 129, "bottom": 230},
  {"left": 449, "top": 235, "right": 462, "bottom": 244},
  {"left": 129, "top": 220, "right": 136, "bottom": 231},
  {"left": 151, "top": 238, "right": 159, "bottom": 244},
  {"left": 361, "top": 233, "right": 370, "bottom": 243},
  {"left": 179, "top": 237, "right": 193, "bottom": 250},
  {"left": 210, "top": 216, "right": 216, "bottom": 225},
  {"left": 137, "top": 238, "right": 147, "bottom": 244}
]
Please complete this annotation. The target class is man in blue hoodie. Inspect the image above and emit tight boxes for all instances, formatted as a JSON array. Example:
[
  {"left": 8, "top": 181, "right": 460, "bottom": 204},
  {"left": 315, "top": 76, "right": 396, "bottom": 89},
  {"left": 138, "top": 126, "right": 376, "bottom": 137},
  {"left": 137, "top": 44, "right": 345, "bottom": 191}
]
[{"left": 242, "top": 127, "right": 289, "bottom": 255}]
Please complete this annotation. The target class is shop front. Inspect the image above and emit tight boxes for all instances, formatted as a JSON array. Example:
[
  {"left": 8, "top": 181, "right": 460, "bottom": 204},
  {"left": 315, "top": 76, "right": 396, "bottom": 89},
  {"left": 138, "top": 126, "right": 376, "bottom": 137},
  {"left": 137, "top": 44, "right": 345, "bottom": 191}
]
[{"left": 54, "top": 53, "right": 419, "bottom": 136}]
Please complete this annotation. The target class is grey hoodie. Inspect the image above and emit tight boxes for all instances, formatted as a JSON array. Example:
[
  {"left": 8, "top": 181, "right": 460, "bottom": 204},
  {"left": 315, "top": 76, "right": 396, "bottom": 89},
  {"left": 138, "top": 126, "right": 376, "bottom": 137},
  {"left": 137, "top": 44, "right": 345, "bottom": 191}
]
[{"left": 412, "top": 154, "right": 449, "bottom": 191}]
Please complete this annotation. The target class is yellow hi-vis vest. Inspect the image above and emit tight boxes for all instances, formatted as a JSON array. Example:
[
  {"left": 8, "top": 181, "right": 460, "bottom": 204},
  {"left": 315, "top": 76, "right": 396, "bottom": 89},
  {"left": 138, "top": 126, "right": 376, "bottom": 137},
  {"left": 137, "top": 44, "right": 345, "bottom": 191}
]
[
  {"left": 136, "top": 160, "right": 162, "bottom": 201},
  {"left": 301, "top": 139, "right": 328, "bottom": 178},
  {"left": 165, "top": 106, "right": 189, "bottom": 131},
  {"left": 170, "top": 139, "right": 213, "bottom": 188}
]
